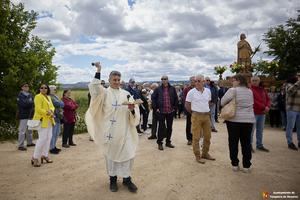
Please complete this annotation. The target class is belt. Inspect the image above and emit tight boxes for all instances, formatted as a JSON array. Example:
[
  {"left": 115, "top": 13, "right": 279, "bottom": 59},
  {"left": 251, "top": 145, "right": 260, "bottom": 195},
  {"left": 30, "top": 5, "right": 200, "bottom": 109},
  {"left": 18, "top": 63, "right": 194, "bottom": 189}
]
[{"left": 192, "top": 111, "right": 210, "bottom": 115}]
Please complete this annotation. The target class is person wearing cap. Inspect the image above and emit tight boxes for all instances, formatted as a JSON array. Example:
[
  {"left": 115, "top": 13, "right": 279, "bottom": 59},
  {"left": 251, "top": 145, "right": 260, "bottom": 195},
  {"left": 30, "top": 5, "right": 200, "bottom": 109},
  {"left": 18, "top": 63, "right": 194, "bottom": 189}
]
[
  {"left": 152, "top": 75, "right": 178, "bottom": 150},
  {"left": 16, "top": 83, "right": 35, "bottom": 151},
  {"left": 49, "top": 85, "right": 64, "bottom": 154},
  {"left": 86, "top": 62, "right": 140, "bottom": 193},
  {"left": 126, "top": 78, "right": 143, "bottom": 133}
]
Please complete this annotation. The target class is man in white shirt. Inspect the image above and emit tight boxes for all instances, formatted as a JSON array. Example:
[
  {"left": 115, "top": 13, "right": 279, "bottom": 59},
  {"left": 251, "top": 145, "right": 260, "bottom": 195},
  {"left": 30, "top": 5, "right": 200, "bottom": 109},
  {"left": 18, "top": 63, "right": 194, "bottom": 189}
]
[{"left": 185, "top": 74, "right": 216, "bottom": 164}]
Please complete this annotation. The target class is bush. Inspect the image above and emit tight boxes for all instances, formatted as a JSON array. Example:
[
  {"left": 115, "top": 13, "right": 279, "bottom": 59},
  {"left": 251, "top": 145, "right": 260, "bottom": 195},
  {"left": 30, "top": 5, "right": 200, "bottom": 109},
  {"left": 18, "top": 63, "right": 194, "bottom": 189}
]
[{"left": 0, "top": 120, "right": 18, "bottom": 141}]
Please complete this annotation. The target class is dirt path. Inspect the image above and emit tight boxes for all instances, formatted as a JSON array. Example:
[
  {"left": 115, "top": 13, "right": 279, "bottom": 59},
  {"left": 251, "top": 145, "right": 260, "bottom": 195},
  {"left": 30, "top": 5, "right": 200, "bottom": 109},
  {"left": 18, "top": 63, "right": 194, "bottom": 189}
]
[{"left": 0, "top": 118, "right": 299, "bottom": 200}]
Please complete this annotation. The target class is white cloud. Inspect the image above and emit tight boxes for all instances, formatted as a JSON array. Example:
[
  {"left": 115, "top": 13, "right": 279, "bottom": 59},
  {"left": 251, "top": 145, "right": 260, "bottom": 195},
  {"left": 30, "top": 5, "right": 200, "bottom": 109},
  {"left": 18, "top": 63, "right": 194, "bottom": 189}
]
[{"left": 14, "top": 0, "right": 300, "bottom": 83}]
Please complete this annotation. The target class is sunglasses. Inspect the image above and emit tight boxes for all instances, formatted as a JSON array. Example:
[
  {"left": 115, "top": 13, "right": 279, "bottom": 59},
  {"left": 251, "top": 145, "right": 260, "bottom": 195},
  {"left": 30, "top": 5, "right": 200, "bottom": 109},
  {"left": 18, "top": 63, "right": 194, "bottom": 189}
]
[
  {"left": 195, "top": 80, "right": 202, "bottom": 83},
  {"left": 40, "top": 87, "right": 48, "bottom": 89},
  {"left": 161, "top": 78, "right": 168, "bottom": 80}
]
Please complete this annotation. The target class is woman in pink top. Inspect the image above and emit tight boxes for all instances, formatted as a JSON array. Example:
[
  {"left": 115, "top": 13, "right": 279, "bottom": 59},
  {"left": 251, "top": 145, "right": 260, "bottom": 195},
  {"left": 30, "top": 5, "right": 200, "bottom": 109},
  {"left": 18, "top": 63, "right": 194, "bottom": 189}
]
[{"left": 62, "top": 90, "right": 79, "bottom": 147}]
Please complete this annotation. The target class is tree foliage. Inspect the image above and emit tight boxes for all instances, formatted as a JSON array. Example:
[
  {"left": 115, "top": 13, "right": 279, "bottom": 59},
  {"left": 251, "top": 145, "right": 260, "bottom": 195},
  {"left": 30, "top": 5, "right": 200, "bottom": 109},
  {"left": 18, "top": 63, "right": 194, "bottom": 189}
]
[
  {"left": 263, "top": 11, "right": 300, "bottom": 80},
  {"left": 253, "top": 60, "right": 280, "bottom": 77},
  {"left": 0, "top": 0, "right": 57, "bottom": 123}
]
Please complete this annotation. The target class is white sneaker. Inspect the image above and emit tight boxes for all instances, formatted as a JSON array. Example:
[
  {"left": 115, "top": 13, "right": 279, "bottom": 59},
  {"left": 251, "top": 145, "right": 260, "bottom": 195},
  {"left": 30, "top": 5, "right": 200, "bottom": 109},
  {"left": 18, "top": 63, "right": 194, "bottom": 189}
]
[
  {"left": 232, "top": 166, "right": 240, "bottom": 172},
  {"left": 242, "top": 168, "right": 251, "bottom": 173}
]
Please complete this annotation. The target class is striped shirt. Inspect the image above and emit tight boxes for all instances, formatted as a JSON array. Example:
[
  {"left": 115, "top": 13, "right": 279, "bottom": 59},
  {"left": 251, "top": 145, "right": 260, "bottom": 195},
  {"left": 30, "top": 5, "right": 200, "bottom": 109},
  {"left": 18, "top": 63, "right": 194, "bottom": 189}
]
[
  {"left": 286, "top": 81, "right": 300, "bottom": 112},
  {"left": 221, "top": 87, "right": 255, "bottom": 123}
]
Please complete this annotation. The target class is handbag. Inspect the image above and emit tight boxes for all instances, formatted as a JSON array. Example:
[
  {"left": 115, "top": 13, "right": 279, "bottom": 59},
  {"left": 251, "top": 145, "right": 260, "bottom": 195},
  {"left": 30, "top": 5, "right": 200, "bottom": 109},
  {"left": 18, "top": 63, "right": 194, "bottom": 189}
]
[
  {"left": 27, "top": 120, "right": 41, "bottom": 130},
  {"left": 220, "top": 89, "right": 236, "bottom": 120}
]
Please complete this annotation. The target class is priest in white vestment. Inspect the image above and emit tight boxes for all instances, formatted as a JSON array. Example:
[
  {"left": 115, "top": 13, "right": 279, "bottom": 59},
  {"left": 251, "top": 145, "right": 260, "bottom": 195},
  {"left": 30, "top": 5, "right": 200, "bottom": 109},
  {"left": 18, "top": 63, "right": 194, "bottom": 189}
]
[{"left": 85, "top": 62, "right": 140, "bottom": 193}]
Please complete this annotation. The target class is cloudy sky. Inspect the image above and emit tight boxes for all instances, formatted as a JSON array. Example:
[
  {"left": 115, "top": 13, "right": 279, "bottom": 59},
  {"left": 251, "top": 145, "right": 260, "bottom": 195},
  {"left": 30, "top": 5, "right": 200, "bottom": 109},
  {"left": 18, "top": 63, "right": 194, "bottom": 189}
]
[{"left": 13, "top": 0, "right": 300, "bottom": 83}]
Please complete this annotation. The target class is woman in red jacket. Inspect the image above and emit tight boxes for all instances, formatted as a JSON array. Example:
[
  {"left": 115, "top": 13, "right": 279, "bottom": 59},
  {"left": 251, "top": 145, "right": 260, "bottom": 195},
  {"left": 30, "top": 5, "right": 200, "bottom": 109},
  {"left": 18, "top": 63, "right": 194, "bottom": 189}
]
[{"left": 62, "top": 90, "right": 79, "bottom": 147}]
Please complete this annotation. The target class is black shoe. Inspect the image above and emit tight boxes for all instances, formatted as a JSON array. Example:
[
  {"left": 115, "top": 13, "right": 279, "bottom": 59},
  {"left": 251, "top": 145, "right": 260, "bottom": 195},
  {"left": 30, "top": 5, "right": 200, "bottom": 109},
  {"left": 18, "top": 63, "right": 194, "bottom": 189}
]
[
  {"left": 257, "top": 146, "right": 270, "bottom": 152},
  {"left": 54, "top": 147, "right": 61, "bottom": 152},
  {"left": 62, "top": 144, "right": 70, "bottom": 148},
  {"left": 298, "top": 143, "right": 300, "bottom": 148},
  {"left": 49, "top": 149, "right": 59, "bottom": 154},
  {"left": 166, "top": 143, "right": 175, "bottom": 148},
  {"left": 69, "top": 143, "right": 77, "bottom": 146},
  {"left": 211, "top": 129, "right": 218, "bottom": 132},
  {"left": 148, "top": 135, "right": 157, "bottom": 140},
  {"left": 18, "top": 146, "right": 27, "bottom": 151},
  {"left": 158, "top": 144, "right": 163, "bottom": 151},
  {"left": 123, "top": 177, "right": 137, "bottom": 193},
  {"left": 27, "top": 143, "right": 35, "bottom": 147},
  {"left": 288, "top": 143, "right": 298, "bottom": 151},
  {"left": 187, "top": 140, "right": 192, "bottom": 145},
  {"left": 110, "top": 176, "right": 118, "bottom": 192}
]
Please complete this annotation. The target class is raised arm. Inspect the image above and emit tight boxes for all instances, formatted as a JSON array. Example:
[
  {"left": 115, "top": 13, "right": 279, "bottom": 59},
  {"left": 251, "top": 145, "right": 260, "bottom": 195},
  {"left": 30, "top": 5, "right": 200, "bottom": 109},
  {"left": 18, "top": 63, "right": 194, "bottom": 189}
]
[{"left": 88, "top": 62, "right": 105, "bottom": 98}]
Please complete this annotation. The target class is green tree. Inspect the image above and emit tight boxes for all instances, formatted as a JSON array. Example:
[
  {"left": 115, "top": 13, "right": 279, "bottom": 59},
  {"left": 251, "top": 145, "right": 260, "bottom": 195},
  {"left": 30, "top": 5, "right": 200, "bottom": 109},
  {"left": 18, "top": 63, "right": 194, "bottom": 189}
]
[
  {"left": 0, "top": 1, "right": 57, "bottom": 123},
  {"left": 263, "top": 11, "right": 300, "bottom": 80}
]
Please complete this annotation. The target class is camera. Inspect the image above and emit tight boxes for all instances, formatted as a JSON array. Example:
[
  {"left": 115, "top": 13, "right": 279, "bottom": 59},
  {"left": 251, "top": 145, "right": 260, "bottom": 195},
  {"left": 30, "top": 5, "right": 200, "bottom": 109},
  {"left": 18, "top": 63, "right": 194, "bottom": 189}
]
[{"left": 91, "top": 62, "right": 100, "bottom": 66}]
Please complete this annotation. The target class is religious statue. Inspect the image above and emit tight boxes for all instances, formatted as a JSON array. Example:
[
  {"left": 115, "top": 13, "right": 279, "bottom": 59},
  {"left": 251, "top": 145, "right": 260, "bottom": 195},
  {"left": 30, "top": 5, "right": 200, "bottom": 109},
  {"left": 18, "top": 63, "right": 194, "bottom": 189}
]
[{"left": 237, "top": 33, "right": 253, "bottom": 73}]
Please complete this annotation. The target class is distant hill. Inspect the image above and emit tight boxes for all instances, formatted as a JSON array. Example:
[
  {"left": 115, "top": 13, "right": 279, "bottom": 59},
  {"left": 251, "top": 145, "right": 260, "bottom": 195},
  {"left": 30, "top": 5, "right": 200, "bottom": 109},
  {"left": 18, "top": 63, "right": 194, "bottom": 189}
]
[
  {"left": 60, "top": 80, "right": 190, "bottom": 89},
  {"left": 60, "top": 82, "right": 89, "bottom": 89}
]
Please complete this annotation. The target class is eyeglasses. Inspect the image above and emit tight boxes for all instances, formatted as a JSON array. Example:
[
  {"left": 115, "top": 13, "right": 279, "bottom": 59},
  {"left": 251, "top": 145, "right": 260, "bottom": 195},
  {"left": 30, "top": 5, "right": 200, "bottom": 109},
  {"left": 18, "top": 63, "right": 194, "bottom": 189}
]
[
  {"left": 40, "top": 87, "right": 48, "bottom": 89},
  {"left": 206, "top": 80, "right": 210, "bottom": 82},
  {"left": 161, "top": 78, "right": 168, "bottom": 80}
]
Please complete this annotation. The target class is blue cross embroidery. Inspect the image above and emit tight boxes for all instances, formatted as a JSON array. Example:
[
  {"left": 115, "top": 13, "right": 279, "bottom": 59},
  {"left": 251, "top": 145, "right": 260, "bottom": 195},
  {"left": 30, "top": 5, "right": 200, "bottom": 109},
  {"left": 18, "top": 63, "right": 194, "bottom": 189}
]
[
  {"left": 110, "top": 119, "right": 117, "bottom": 124},
  {"left": 112, "top": 100, "right": 121, "bottom": 111},
  {"left": 106, "top": 134, "right": 113, "bottom": 140}
]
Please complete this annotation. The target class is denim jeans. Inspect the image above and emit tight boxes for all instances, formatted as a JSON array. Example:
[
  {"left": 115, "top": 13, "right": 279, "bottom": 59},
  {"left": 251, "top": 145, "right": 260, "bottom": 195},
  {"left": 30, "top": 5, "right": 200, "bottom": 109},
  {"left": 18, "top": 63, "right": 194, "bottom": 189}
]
[
  {"left": 50, "top": 121, "right": 61, "bottom": 150},
  {"left": 209, "top": 103, "right": 216, "bottom": 129},
  {"left": 285, "top": 111, "right": 300, "bottom": 145},
  {"left": 251, "top": 114, "right": 266, "bottom": 148},
  {"left": 280, "top": 111, "right": 287, "bottom": 129}
]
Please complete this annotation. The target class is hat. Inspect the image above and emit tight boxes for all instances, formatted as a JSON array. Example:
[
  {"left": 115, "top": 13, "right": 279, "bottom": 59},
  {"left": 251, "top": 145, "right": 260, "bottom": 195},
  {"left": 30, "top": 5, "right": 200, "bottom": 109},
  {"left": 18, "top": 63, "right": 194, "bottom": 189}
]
[
  {"left": 142, "top": 89, "right": 147, "bottom": 93},
  {"left": 129, "top": 78, "right": 135, "bottom": 83},
  {"left": 49, "top": 85, "right": 57, "bottom": 91}
]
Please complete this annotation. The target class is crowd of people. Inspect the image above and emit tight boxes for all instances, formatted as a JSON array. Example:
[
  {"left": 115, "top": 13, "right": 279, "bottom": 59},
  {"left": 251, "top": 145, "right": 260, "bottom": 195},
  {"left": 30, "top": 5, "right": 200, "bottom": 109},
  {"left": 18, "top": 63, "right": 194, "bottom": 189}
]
[
  {"left": 17, "top": 83, "right": 79, "bottom": 167},
  {"left": 16, "top": 64, "right": 300, "bottom": 192}
]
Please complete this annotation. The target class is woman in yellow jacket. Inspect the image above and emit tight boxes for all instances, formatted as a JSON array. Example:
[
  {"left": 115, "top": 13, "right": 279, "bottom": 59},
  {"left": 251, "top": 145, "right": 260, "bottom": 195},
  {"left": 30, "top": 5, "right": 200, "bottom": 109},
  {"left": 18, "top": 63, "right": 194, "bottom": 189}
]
[{"left": 31, "top": 84, "right": 55, "bottom": 167}]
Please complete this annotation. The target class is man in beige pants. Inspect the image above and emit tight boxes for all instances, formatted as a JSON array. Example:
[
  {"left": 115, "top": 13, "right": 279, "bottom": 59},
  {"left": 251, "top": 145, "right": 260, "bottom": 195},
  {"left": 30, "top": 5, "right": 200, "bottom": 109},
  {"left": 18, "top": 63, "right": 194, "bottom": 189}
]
[{"left": 185, "top": 74, "right": 216, "bottom": 164}]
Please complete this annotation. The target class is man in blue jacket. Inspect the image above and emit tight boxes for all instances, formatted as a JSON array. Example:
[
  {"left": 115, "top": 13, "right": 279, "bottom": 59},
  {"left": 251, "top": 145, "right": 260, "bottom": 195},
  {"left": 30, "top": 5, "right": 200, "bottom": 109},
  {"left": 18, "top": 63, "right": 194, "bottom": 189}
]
[
  {"left": 152, "top": 75, "right": 178, "bottom": 150},
  {"left": 126, "top": 78, "right": 143, "bottom": 133},
  {"left": 17, "top": 83, "right": 35, "bottom": 151}
]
